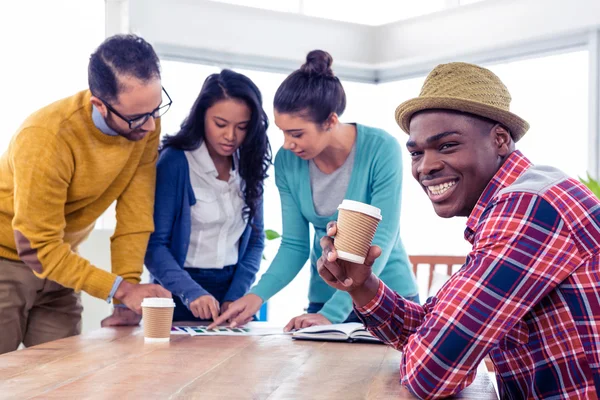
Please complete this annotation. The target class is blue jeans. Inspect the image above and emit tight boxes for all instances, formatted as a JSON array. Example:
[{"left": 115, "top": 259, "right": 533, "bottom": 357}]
[
  {"left": 164, "top": 266, "right": 235, "bottom": 322},
  {"left": 307, "top": 293, "right": 420, "bottom": 323}
]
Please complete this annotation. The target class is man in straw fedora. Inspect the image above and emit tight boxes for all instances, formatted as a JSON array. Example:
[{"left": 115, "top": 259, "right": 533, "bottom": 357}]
[{"left": 317, "top": 62, "right": 599, "bottom": 398}]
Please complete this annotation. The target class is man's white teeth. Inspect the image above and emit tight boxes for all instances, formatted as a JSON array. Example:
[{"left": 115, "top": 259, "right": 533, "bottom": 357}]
[{"left": 428, "top": 181, "right": 456, "bottom": 196}]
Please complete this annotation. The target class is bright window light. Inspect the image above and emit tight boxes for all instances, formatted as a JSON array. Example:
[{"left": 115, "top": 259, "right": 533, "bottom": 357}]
[
  {"left": 487, "top": 51, "right": 589, "bottom": 181},
  {"left": 1, "top": 0, "right": 105, "bottom": 155}
]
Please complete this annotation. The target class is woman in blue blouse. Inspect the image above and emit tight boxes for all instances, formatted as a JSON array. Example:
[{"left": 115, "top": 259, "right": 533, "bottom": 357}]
[
  {"left": 212, "top": 51, "right": 418, "bottom": 331},
  {"left": 145, "top": 69, "right": 272, "bottom": 321}
]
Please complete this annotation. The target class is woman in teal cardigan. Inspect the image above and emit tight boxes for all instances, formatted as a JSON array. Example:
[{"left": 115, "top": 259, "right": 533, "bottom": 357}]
[{"left": 211, "top": 50, "right": 418, "bottom": 331}]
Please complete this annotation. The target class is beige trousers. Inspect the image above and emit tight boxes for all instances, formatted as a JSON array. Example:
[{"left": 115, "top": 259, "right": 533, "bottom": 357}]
[{"left": 0, "top": 257, "right": 82, "bottom": 355}]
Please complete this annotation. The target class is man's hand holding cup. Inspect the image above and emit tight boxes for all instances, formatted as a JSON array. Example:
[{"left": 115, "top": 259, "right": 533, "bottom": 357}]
[{"left": 318, "top": 221, "right": 382, "bottom": 308}]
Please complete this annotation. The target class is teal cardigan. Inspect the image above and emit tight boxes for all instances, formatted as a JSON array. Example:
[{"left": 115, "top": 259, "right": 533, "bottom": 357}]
[{"left": 250, "top": 123, "right": 418, "bottom": 323}]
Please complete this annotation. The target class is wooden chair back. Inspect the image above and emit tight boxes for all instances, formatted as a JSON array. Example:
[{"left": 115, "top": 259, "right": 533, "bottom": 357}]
[{"left": 409, "top": 255, "right": 466, "bottom": 293}]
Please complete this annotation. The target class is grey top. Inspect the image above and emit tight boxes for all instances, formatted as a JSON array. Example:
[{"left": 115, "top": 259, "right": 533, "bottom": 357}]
[{"left": 309, "top": 143, "right": 356, "bottom": 216}]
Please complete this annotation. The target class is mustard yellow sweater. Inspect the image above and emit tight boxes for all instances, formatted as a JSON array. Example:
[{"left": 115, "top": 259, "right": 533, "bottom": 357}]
[{"left": 0, "top": 90, "right": 160, "bottom": 300}]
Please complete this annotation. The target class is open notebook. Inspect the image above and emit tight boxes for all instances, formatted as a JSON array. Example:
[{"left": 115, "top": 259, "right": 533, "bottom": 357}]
[{"left": 292, "top": 323, "right": 381, "bottom": 344}]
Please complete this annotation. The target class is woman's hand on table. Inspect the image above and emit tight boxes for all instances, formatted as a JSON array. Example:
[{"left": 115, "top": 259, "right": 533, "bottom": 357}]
[
  {"left": 190, "top": 294, "right": 220, "bottom": 320},
  {"left": 207, "top": 294, "right": 263, "bottom": 329},
  {"left": 284, "top": 313, "right": 331, "bottom": 332}
]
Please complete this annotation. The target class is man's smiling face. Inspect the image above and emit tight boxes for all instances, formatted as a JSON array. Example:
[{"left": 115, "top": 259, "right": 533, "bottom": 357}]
[{"left": 407, "top": 109, "right": 512, "bottom": 218}]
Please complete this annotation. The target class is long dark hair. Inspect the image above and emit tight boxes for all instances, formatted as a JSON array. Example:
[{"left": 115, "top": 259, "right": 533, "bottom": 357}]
[
  {"left": 162, "top": 69, "right": 272, "bottom": 222},
  {"left": 273, "top": 50, "right": 346, "bottom": 125}
]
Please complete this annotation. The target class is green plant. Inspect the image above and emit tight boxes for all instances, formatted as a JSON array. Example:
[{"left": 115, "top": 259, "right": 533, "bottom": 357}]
[
  {"left": 265, "top": 229, "right": 281, "bottom": 241},
  {"left": 579, "top": 173, "right": 600, "bottom": 198},
  {"left": 262, "top": 229, "right": 281, "bottom": 260}
]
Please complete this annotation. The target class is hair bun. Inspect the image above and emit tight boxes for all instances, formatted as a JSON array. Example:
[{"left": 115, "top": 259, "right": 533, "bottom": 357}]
[{"left": 300, "top": 50, "right": 334, "bottom": 78}]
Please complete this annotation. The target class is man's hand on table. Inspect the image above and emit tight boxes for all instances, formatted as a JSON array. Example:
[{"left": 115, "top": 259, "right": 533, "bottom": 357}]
[
  {"left": 101, "top": 306, "right": 142, "bottom": 327},
  {"left": 114, "top": 281, "right": 172, "bottom": 314}
]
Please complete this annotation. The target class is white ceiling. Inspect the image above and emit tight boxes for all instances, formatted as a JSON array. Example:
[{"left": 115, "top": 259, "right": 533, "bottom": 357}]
[{"left": 112, "top": 0, "right": 600, "bottom": 82}]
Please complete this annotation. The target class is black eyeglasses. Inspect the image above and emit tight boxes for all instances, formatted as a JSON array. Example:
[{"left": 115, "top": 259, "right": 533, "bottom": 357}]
[{"left": 99, "top": 87, "right": 172, "bottom": 130}]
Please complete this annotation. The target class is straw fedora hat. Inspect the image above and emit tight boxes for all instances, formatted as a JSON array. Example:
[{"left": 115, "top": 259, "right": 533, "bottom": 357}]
[{"left": 395, "top": 62, "right": 529, "bottom": 142}]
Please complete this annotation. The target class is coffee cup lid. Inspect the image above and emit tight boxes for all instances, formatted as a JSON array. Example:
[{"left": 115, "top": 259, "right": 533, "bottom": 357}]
[
  {"left": 337, "top": 200, "right": 382, "bottom": 220},
  {"left": 141, "top": 297, "right": 175, "bottom": 308}
]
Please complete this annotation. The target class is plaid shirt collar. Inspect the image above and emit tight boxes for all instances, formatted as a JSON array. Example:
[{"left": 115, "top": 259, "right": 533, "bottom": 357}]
[{"left": 465, "top": 150, "right": 532, "bottom": 240}]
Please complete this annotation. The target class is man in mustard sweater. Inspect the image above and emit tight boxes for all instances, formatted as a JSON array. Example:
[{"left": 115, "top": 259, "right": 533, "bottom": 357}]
[{"left": 0, "top": 34, "right": 171, "bottom": 354}]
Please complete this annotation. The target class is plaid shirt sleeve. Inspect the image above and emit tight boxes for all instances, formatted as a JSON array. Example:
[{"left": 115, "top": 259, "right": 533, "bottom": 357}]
[{"left": 355, "top": 192, "right": 577, "bottom": 399}]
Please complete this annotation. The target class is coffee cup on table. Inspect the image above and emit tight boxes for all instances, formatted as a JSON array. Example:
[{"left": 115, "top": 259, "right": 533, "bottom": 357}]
[
  {"left": 141, "top": 297, "right": 175, "bottom": 343},
  {"left": 334, "top": 200, "right": 382, "bottom": 264}
]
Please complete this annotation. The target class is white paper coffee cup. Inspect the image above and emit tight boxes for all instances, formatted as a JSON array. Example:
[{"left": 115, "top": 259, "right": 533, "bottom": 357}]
[
  {"left": 141, "top": 297, "right": 175, "bottom": 343},
  {"left": 334, "top": 200, "right": 382, "bottom": 264}
]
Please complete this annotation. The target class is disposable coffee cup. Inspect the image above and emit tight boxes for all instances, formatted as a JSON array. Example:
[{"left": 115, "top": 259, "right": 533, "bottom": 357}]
[
  {"left": 141, "top": 297, "right": 175, "bottom": 343},
  {"left": 334, "top": 200, "right": 382, "bottom": 264}
]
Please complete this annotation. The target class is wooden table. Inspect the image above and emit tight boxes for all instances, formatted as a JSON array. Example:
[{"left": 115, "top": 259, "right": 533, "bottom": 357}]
[{"left": 0, "top": 326, "right": 497, "bottom": 399}]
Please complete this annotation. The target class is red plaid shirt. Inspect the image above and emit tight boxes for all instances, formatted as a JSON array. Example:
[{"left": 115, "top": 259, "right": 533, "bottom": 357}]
[{"left": 356, "top": 151, "right": 600, "bottom": 399}]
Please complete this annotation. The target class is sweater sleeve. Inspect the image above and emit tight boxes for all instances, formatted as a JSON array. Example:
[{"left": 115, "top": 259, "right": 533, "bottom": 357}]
[
  {"left": 11, "top": 128, "right": 117, "bottom": 300},
  {"left": 319, "top": 135, "right": 405, "bottom": 323},
  {"left": 110, "top": 121, "right": 160, "bottom": 285},
  {"left": 249, "top": 150, "right": 311, "bottom": 301}
]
